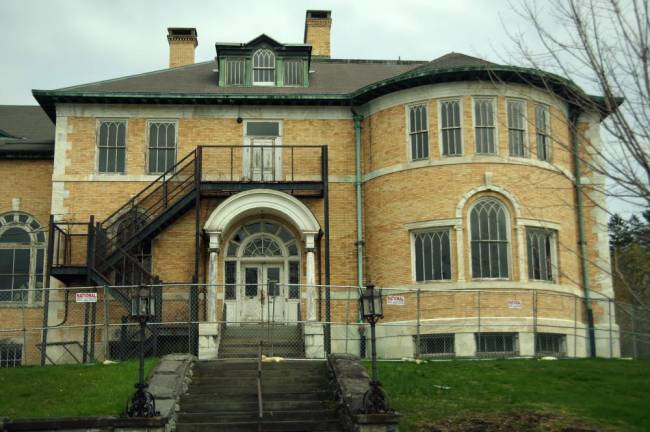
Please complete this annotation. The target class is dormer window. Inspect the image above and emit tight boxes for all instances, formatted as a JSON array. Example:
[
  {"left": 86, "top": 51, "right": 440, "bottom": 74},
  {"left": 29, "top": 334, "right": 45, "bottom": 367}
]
[{"left": 252, "top": 49, "right": 276, "bottom": 85}]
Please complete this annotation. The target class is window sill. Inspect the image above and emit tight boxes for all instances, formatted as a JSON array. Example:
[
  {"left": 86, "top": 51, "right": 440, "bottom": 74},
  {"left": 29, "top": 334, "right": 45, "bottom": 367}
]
[{"left": 0, "top": 302, "right": 43, "bottom": 309}]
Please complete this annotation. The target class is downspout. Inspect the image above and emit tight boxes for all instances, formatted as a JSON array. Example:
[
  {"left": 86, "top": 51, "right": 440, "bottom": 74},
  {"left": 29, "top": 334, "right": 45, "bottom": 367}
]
[
  {"left": 352, "top": 109, "right": 367, "bottom": 357},
  {"left": 569, "top": 107, "right": 597, "bottom": 357},
  {"left": 351, "top": 110, "right": 365, "bottom": 289}
]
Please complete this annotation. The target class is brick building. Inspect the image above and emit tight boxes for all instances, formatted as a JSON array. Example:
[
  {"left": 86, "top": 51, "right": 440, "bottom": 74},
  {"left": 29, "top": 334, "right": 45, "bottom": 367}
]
[{"left": 0, "top": 10, "right": 618, "bottom": 365}]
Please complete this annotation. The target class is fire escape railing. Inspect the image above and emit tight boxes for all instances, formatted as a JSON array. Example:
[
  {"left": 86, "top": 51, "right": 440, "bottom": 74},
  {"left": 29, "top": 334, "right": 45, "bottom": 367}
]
[{"left": 49, "top": 145, "right": 325, "bottom": 284}]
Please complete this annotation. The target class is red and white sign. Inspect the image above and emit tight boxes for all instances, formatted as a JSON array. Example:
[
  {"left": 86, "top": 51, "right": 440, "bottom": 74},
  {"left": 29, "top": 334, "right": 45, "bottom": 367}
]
[
  {"left": 387, "top": 295, "right": 405, "bottom": 306},
  {"left": 508, "top": 299, "right": 523, "bottom": 309},
  {"left": 75, "top": 292, "right": 97, "bottom": 303}
]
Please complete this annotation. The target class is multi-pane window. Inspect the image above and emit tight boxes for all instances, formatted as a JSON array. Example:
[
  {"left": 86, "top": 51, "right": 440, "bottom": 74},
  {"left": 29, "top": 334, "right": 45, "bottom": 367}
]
[
  {"left": 470, "top": 198, "right": 509, "bottom": 279},
  {"left": 440, "top": 99, "right": 462, "bottom": 156},
  {"left": 147, "top": 122, "right": 176, "bottom": 174},
  {"left": 535, "top": 104, "right": 551, "bottom": 161},
  {"left": 408, "top": 104, "right": 429, "bottom": 160},
  {"left": 284, "top": 60, "right": 303, "bottom": 86},
  {"left": 527, "top": 228, "right": 555, "bottom": 281},
  {"left": 474, "top": 98, "right": 496, "bottom": 154},
  {"left": 535, "top": 333, "right": 566, "bottom": 357},
  {"left": 0, "top": 342, "right": 22, "bottom": 368},
  {"left": 413, "top": 230, "right": 451, "bottom": 281},
  {"left": 98, "top": 121, "right": 126, "bottom": 173},
  {"left": 225, "top": 59, "right": 245, "bottom": 85},
  {"left": 507, "top": 99, "right": 527, "bottom": 157},
  {"left": 0, "top": 213, "right": 45, "bottom": 304},
  {"left": 476, "top": 332, "right": 518, "bottom": 356},
  {"left": 252, "top": 49, "right": 275, "bottom": 85},
  {"left": 417, "top": 334, "right": 455, "bottom": 357}
]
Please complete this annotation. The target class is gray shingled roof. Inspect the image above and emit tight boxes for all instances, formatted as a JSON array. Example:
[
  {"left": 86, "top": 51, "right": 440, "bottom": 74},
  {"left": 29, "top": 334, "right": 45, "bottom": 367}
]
[
  {"left": 57, "top": 58, "right": 427, "bottom": 95},
  {"left": 0, "top": 105, "right": 54, "bottom": 159}
]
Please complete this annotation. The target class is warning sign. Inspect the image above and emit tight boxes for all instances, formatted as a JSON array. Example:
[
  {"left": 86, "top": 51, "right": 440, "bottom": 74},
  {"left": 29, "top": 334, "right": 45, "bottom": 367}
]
[
  {"left": 387, "top": 295, "right": 405, "bottom": 306},
  {"left": 75, "top": 292, "right": 97, "bottom": 303},
  {"left": 508, "top": 299, "right": 523, "bottom": 309}
]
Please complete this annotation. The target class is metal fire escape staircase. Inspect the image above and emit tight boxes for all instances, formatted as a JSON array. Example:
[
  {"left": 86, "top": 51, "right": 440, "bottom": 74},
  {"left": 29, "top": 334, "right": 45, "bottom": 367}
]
[{"left": 46, "top": 145, "right": 327, "bottom": 359}]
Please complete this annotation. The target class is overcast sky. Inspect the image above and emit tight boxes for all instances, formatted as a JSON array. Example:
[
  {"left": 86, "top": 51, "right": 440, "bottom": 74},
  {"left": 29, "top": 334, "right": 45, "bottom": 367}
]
[
  {"left": 0, "top": 0, "right": 641, "bottom": 216},
  {"left": 0, "top": 0, "right": 527, "bottom": 102}
]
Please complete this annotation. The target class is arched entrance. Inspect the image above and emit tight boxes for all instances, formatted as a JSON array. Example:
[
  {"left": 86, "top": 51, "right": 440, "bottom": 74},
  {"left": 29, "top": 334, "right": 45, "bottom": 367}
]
[
  {"left": 224, "top": 220, "right": 301, "bottom": 322},
  {"left": 204, "top": 189, "right": 320, "bottom": 323}
]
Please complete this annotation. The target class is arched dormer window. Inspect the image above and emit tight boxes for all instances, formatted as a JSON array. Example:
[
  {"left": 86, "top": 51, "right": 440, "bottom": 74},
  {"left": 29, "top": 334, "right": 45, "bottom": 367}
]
[
  {"left": 470, "top": 198, "right": 510, "bottom": 279},
  {"left": 252, "top": 49, "right": 276, "bottom": 85},
  {"left": 0, "top": 212, "right": 46, "bottom": 303}
]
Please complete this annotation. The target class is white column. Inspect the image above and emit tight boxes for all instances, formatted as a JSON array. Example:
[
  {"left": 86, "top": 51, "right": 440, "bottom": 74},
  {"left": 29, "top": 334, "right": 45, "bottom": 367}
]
[
  {"left": 305, "top": 234, "right": 317, "bottom": 321},
  {"left": 206, "top": 234, "right": 221, "bottom": 323},
  {"left": 455, "top": 224, "right": 465, "bottom": 282}
]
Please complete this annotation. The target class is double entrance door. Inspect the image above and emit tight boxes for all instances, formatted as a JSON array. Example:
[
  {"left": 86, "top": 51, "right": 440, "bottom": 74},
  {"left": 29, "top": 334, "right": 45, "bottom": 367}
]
[{"left": 240, "top": 263, "right": 285, "bottom": 322}]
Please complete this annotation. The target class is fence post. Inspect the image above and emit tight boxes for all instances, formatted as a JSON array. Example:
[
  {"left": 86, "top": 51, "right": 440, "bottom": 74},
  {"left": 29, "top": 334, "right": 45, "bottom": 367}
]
[
  {"left": 608, "top": 299, "right": 613, "bottom": 358},
  {"left": 416, "top": 289, "right": 421, "bottom": 359},
  {"left": 533, "top": 290, "right": 538, "bottom": 357},
  {"left": 573, "top": 295, "right": 578, "bottom": 358},
  {"left": 103, "top": 285, "right": 110, "bottom": 361},
  {"left": 631, "top": 305, "right": 638, "bottom": 358},
  {"left": 477, "top": 291, "right": 482, "bottom": 353}
]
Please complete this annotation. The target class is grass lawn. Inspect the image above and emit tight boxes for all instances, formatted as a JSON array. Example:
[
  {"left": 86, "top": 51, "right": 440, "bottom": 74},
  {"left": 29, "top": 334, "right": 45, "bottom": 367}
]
[
  {"left": 370, "top": 358, "right": 650, "bottom": 432},
  {"left": 0, "top": 358, "right": 158, "bottom": 418}
]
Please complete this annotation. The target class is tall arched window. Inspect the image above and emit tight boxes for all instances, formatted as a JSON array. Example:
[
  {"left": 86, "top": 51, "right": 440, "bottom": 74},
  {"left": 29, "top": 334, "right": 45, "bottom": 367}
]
[
  {"left": 0, "top": 212, "right": 46, "bottom": 303},
  {"left": 252, "top": 49, "right": 276, "bottom": 85},
  {"left": 470, "top": 198, "right": 510, "bottom": 279}
]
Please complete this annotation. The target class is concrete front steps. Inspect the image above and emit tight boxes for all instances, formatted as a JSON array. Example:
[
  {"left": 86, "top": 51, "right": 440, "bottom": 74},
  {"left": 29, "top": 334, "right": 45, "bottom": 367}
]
[
  {"left": 218, "top": 324, "right": 305, "bottom": 358},
  {"left": 175, "top": 360, "right": 344, "bottom": 432}
]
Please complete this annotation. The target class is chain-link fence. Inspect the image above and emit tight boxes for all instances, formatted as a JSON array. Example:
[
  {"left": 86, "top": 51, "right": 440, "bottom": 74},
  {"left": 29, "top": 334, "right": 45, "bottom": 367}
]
[{"left": 1, "top": 284, "right": 649, "bottom": 366}]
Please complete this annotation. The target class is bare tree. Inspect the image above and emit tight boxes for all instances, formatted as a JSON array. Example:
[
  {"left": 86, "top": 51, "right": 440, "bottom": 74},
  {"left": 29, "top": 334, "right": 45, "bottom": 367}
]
[{"left": 507, "top": 0, "right": 650, "bottom": 207}]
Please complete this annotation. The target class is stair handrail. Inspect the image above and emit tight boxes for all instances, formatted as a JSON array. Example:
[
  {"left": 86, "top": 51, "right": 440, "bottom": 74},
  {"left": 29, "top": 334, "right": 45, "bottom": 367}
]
[
  {"left": 100, "top": 149, "right": 198, "bottom": 232},
  {"left": 257, "top": 340, "right": 263, "bottom": 432}
]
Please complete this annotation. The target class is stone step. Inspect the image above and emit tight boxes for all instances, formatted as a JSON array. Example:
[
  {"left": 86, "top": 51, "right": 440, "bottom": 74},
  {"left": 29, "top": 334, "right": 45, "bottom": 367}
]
[
  {"left": 180, "top": 391, "right": 333, "bottom": 404},
  {"left": 191, "top": 375, "right": 329, "bottom": 386},
  {"left": 175, "top": 419, "right": 343, "bottom": 432},
  {"left": 177, "top": 408, "right": 336, "bottom": 424},
  {"left": 178, "top": 399, "right": 332, "bottom": 413},
  {"left": 185, "top": 384, "right": 334, "bottom": 396}
]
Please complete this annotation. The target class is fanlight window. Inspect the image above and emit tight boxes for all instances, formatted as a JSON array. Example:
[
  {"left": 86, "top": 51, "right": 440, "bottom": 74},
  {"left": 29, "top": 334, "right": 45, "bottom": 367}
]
[
  {"left": 226, "top": 221, "right": 299, "bottom": 258},
  {"left": 252, "top": 49, "right": 276, "bottom": 85},
  {"left": 243, "top": 236, "right": 283, "bottom": 257},
  {"left": 470, "top": 198, "right": 510, "bottom": 279}
]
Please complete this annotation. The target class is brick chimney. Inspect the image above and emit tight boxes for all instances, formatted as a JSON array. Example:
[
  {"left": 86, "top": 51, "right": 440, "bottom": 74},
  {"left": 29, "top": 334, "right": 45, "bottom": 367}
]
[
  {"left": 167, "top": 27, "right": 198, "bottom": 68},
  {"left": 304, "top": 10, "right": 332, "bottom": 58}
]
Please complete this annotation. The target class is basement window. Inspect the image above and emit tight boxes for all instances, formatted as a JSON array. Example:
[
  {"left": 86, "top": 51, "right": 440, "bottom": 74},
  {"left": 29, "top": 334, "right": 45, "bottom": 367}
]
[
  {"left": 475, "top": 332, "right": 519, "bottom": 356},
  {"left": 0, "top": 342, "right": 22, "bottom": 367},
  {"left": 417, "top": 334, "right": 455, "bottom": 357},
  {"left": 535, "top": 333, "right": 566, "bottom": 357}
]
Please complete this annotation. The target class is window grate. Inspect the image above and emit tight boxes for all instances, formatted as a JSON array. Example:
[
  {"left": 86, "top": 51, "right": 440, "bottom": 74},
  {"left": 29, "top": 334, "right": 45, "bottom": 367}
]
[
  {"left": 413, "top": 230, "right": 451, "bottom": 281},
  {"left": 475, "top": 98, "right": 496, "bottom": 154},
  {"left": 408, "top": 104, "right": 429, "bottom": 160},
  {"left": 441, "top": 99, "right": 462, "bottom": 156},
  {"left": 535, "top": 333, "right": 566, "bottom": 357},
  {"left": 417, "top": 334, "right": 455, "bottom": 357},
  {"left": 98, "top": 121, "right": 126, "bottom": 173},
  {"left": 475, "top": 332, "right": 518, "bottom": 356},
  {"left": 0, "top": 342, "right": 22, "bottom": 368}
]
